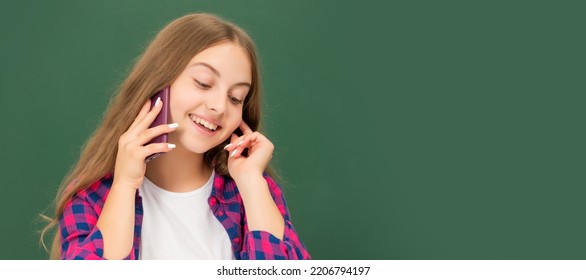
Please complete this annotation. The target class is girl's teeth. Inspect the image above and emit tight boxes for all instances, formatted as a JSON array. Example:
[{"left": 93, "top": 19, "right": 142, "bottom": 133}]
[{"left": 191, "top": 116, "right": 218, "bottom": 131}]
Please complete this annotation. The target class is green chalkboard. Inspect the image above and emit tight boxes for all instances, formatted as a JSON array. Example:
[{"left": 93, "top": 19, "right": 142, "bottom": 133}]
[{"left": 1, "top": 0, "right": 585, "bottom": 259}]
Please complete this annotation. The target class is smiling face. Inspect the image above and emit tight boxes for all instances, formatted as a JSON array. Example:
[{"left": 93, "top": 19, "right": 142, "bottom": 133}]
[{"left": 168, "top": 41, "right": 252, "bottom": 154}]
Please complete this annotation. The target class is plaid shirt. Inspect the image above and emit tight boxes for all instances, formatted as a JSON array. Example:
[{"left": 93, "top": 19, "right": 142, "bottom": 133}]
[{"left": 59, "top": 173, "right": 311, "bottom": 260}]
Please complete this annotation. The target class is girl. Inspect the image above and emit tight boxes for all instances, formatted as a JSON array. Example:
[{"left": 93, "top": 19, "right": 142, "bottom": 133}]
[{"left": 41, "top": 13, "right": 310, "bottom": 260}]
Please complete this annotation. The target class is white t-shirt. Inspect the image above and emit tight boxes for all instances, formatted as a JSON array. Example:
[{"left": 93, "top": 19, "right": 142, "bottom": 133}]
[{"left": 138, "top": 171, "right": 234, "bottom": 260}]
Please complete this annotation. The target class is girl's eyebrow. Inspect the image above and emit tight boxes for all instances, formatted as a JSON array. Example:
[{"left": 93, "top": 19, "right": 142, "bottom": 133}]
[
  {"left": 190, "top": 62, "right": 221, "bottom": 77},
  {"left": 189, "top": 61, "right": 251, "bottom": 88}
]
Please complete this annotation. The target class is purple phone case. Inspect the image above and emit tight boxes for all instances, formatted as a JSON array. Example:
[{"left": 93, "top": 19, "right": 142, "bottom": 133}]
[{"left": 145, "top": 87, "right": 170, "bottom": 162}]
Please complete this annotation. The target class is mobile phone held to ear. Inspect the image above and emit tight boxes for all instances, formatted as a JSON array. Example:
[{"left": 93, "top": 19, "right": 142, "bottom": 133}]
[{"left": 145, "top": 86, "right": 170, "bottom": 162}]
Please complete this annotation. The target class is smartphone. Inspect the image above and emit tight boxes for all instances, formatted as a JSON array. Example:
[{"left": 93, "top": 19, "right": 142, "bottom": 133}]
[{"left": 145, "top": 86, "right": 170, "bottom": 162}]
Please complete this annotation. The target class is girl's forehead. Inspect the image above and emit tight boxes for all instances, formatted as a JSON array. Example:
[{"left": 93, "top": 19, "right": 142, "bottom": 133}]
[{"left": 185, "top": 43, "right": 252, "bottom": 82}]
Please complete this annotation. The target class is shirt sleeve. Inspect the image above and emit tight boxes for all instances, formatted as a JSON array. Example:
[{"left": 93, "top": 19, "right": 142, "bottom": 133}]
[
  {"left": 59, "top": 191, "right": 134, "bottom": 260},
  {"left": 240, "top": 176, "right": 311, "bottom": 260}
]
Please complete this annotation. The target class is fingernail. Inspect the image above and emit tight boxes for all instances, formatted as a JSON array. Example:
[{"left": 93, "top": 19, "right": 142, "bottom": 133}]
[
  {"left": 168, "top": 123, "right": 179, "bottom": 129},
  {"left": 230, "top": 149, "right": 237, "bottom": 157},
  {"left": 154, "top": 97, "right": 161, "bottom": 107},
  {"left": 237, "top": 140, "right": 243, "bottom": 146},
  {"left": 168, "top": 143, "right": 176, "bottom": 149},
  {"left": 224, "top": 143, "right": 232, "bottom": 150}
]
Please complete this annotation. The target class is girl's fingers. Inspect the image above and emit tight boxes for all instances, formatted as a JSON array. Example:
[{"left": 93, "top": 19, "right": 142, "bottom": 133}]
[
  {"left": 129, "top": 99, "right": 152, "bottom": 130},
  {"left": 229, "top": 134, "right": 240, "bottom": 157},
  {"left": 236, "top": 133, "right": 255, "bottom": 149},
  {"left": 131, "top": 97, "right": 164, "bottom": 134},
  {"left": 133, "top": 123, "right": 179, "bottom": 146},
  {"left": 140, "top": 142, "right": 177, "bottom": 159},
  {"left": 239, "top": 121, "right": 253, "bottom": 135},
  {"left": 228, "top": 132, "right": 268, "bottom": 158},
  {"left": 224, "top": 134, "right": 238, "bottom": 148},
  {"left": 224, "top": 134, "right": 240, "bottom": 157},
  {"left": 239, "top": 131, "right": 268, "bottom": 147}
]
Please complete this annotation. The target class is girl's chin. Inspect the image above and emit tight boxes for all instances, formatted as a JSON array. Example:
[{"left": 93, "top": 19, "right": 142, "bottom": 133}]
[
  {"left": 183, "top": 145, "right": 215, "bottom": 154},
  {"left": 179, "top": 140, "right": 223, "bottom": 154}
]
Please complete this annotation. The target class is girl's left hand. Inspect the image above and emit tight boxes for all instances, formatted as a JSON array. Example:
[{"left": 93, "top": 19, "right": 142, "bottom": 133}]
[{"left": 225, "top": 121, "right": 274, "bottom": 180}]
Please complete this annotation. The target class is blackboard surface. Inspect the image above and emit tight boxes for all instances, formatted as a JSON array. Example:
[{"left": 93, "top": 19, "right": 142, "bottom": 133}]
[{"left": 1, "top": 0, "right": 584, "bottom": 259}]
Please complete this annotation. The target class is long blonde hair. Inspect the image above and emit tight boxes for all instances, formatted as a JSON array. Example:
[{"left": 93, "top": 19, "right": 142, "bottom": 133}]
[{"left": 41, "top": 13, "right": 269, "bottom": 259}]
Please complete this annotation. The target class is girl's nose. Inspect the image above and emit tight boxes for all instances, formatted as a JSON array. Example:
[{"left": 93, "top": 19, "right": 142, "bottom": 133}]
[{"left": 206, "top": 90, "right": 227, "bottom": 114}]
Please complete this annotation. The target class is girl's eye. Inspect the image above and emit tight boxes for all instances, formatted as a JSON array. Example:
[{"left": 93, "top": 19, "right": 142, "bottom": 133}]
[
  {"left": 194, "top": 79, "right": 211, "bottom": 89},
  {"left": 229, "top": 96, "right": 243, "bottom": 105}
]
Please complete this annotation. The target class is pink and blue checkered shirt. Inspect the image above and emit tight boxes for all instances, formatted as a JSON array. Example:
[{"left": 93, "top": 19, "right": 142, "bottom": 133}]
[{"left": 59, "top": 173, "right": 311, "bottom": 260}]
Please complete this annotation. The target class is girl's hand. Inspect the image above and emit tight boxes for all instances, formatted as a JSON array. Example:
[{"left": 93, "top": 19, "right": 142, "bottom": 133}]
[
  {"left": 113, "top": 97, "right": 178, "bottom": 190},
  {"left": 225, "top": 121, "right": 274, "bottom": 181}
]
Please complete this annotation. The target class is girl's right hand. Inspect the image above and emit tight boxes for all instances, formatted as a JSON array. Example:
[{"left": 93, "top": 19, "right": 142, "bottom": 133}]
[{"left": 113, "top": 97, "right": 178, "bottom": 190}]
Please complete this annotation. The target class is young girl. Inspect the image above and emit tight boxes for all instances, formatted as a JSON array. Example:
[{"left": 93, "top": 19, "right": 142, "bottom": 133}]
[{"left": 41, "top": 13, "right": 310, "bottom": 260}]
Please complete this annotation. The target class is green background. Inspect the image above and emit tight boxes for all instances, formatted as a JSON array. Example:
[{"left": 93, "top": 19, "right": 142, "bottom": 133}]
[{"left": 1, "top": 0, "right": 584, "bottom": 259}]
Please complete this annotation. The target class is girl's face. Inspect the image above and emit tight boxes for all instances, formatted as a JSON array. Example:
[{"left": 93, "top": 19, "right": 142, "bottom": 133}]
[{"left": 168, "top": 41, "right": 252, "bottom": 154}]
